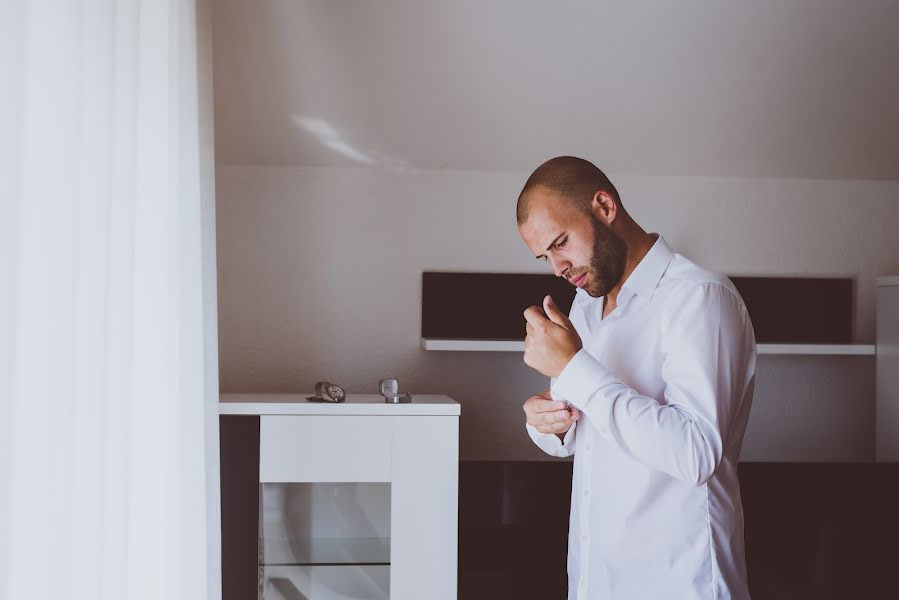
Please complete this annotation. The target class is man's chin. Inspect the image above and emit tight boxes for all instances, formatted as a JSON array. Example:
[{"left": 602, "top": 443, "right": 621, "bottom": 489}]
[
  {"left": 584, "top": 280, "right": 614, "bottom": 298},
  {"left": 583, "top": 285, "right": 604, "bottom": 298}
]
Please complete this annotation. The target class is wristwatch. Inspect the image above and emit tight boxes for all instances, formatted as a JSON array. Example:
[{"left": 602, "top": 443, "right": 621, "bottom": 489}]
[{"left": 309, "top": 381, "right": 346, "bottom": 403}]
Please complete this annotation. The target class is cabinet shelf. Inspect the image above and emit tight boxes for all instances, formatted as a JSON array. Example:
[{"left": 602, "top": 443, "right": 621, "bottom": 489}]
[
  {"left": 260, "top": 537, "right": 391, "bottom": 567},
  {"left": 420, "top": 338, "right": 876, "bottom": 356}
]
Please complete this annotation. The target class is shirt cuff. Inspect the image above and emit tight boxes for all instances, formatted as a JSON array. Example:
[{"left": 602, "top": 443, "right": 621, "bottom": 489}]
[
  {"left": 550, "top": 348, "right": 613, "bottom": 410},
  {"left": 526, "top": 421, "right": 577, "bottom": 457}
]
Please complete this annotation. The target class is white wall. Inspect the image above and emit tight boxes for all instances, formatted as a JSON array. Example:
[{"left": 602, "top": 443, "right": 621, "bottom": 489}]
[
  {"left": 216, "top": 165, "right": 899, "bottom": 461},
  {"left": 211, "top": 0, "right": 899, "bottom": 181}
]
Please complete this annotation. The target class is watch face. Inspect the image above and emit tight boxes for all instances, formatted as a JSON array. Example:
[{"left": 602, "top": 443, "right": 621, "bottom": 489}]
[{"left": 326, "top": 384, "right": 345, "bottom": 402}]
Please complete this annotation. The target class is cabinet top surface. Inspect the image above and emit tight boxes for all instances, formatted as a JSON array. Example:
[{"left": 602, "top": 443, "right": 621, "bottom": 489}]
[{"left": 219, "top": 393, "right": 460, "bottom": 416}]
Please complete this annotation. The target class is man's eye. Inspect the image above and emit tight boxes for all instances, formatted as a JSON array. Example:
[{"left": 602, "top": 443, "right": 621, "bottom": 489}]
[{"left": 555, "top": 239, "right": 567, "bottom": 249}]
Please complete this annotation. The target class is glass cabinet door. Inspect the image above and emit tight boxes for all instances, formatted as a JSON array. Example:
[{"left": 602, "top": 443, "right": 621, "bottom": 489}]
[{"left": 258, "top": 482, "right": 391, "bottom": 600}]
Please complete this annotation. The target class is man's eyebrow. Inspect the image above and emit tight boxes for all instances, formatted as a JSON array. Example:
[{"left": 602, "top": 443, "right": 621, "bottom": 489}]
[{"left": 535, "top": 232, "right": 566, "bottom": 259}]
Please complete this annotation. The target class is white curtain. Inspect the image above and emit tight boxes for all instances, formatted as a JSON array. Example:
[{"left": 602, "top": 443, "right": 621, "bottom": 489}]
[{"left": 0, "top": 1, "right": 221, "bottom": 599}]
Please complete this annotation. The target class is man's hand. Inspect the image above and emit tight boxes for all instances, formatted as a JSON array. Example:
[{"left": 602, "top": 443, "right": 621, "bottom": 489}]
[
  {"left": 523, "top": 295, "right": 583, "bottom": 378},
  {"left": 524, "top": 389, "right": 580, "bottom": 438}
]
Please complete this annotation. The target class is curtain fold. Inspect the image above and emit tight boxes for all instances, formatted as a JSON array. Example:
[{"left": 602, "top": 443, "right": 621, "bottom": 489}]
[{"left": 0, "top": 1, "right": 220, "bottom": 598}]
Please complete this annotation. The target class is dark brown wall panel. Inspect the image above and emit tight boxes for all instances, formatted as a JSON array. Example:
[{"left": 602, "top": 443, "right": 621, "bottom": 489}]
[
  {"left": 422, "top": 272, "right": 853, "bottom": 344},
  {"left": 421, "top": 272, "right": 576, "bottom": 340},
  {"left": 730, "top": 276, "right": 852, "bottom": 344}
]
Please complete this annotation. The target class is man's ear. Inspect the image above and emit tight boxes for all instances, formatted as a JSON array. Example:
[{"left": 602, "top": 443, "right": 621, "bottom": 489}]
[{"left": 590, "top": 190, "right": 618, "bottom": 225}]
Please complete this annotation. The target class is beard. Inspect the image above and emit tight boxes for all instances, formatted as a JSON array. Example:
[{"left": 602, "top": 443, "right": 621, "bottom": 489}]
[{"left": 574, "top": 216, "right": 628, "bottom": 298}]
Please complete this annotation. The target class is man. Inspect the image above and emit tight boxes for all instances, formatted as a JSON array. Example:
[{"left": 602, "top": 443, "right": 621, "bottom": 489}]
[{"left": 518, "top": 156, "right": 756, "bottom": 599}]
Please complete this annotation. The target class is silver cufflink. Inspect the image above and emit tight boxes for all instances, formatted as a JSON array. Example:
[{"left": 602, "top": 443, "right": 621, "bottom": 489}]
[
  {"left": 380, "top": 378, "right": 411, "bottom": 403},
  {"left": 308, "top": 381, "right": 347, "bottom": 403}
]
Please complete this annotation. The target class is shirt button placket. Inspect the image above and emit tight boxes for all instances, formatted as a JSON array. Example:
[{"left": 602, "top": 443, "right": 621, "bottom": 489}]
[{"left": 579, "top": 427, "right": 591, "bottom": 598}]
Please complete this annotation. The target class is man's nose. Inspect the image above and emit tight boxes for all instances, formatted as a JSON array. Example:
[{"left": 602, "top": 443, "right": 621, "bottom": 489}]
[{"left": 549, "top": 256, "right": 571, "bottom": 279}]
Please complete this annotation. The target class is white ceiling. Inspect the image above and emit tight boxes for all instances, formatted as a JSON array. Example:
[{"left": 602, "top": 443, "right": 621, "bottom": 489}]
[{"left": 212, "top": 0, "right": 899, "bottom": 180}]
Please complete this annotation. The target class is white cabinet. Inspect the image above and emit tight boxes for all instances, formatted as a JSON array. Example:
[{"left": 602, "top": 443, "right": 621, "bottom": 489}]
[{"left": 220, "top": 394, "right": 461, "bottom": 600}]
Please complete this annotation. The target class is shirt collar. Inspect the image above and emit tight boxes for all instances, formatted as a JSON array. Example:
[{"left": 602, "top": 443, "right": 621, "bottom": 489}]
[{"left": 621, "top": 233, "right": 674, "bottom": 301}]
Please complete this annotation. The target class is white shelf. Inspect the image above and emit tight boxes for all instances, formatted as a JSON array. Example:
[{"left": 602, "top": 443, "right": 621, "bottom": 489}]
[
  {"left": 422, "top": 338, "right": 525, "bottom": 352},
  {"left": 421, "top": 338, "right": 875, "bottom": 356},
  {"left": 261, "top": 537, "right": 391, "bottom": 566},
  {"left": 219, "top": 393, "right": 460, "bottom": 416},
  {"left": 757, "top": 344, "right": 874, "bottom": 355}
]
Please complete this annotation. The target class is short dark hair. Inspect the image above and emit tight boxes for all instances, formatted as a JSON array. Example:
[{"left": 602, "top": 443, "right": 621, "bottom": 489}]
[{"left": 517, "top": 156, "right": 621, "bottom": 225}]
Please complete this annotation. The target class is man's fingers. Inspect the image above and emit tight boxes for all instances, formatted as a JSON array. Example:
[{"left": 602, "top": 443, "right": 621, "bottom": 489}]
[
  {"left": 523, "top": 306, "right": 549, "bottom": 327},
  {"left": 543, "top": 295, "right": 572, "bottom": 329},
  {"left": 524, "top": 397, "right": 567, "bottom": 424},
  {"left": 536, "top": 415, "right": 576, "bottom": 434},
  {"left": 526, "top": 403, "right": 571, "bottom": 427},
  {"left": 540, "top": 409, "right": 571, "bottom": 426},
  {"left": 526, "top": 397, "right": 566, "bottom": 413}
]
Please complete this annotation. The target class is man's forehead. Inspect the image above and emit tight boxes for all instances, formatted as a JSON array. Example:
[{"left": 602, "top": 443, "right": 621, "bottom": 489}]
[
  {"left": 520, "top": 207, "right": 567, "bottom": 254},
  {"left": 522, "top": 191, "right": 577, "bottom": 232}
]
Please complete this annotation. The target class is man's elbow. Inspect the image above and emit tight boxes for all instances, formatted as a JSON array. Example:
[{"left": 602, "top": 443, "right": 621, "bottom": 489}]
[
  {"left": 684, "top": 435, "right": 722, "bottom": 486},
  {"left": 678, "top": 460, "right": 716, "bottom": 486},
  {"left": 692, "top": 465, "right": 716, "bottom": 486}
]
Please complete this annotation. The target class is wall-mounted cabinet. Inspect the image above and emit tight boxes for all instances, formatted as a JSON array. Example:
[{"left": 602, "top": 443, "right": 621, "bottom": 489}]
[
  {"left": 421, "top": 272, "right": 858, "bottom": 344},
  {"left": 421, "top": 272, "right": 866, "bottom": 356},
  {"left": 418, "top": 272, "right": 882, "bottom": 463}
]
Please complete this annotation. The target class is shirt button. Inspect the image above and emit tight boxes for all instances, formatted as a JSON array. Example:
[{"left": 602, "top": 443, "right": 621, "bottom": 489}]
[
  {"left": 585, "top": 445, "right": 591, "bottom": 451},
  {"left": 583, "top": 489, "right": 590, "bottom": 496},
  {"left": 581, "top": 535, "right": 587, "bottom": 542}
]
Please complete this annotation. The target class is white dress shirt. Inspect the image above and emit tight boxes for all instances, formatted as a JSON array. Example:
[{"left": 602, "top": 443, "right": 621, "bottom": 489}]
[{"left": 527, "top": 234, "right": 756, "bottom": 600}]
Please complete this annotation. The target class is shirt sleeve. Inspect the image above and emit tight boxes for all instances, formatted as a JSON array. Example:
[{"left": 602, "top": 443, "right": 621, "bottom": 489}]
[
  {"left": 525, "top": 376, "right": 577, "bottom": 458},
  {"left": 550, "top": 282, "right": 755, "bottom": 485}
]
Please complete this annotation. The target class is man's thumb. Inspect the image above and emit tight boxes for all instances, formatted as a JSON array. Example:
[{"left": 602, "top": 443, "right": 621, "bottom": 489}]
[{"left": 543, "top": 295, "right": 570, "bottom": 328}]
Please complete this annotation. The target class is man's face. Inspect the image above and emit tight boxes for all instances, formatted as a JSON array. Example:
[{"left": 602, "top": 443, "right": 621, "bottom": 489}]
[{"left": 519, "top": 189, "right": 627, "bottom": 298}]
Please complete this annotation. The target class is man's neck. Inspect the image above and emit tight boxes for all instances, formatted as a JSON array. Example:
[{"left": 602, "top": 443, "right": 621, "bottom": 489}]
[{"left": 604, "top": 230, "right": 658, "bottom": 308}]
